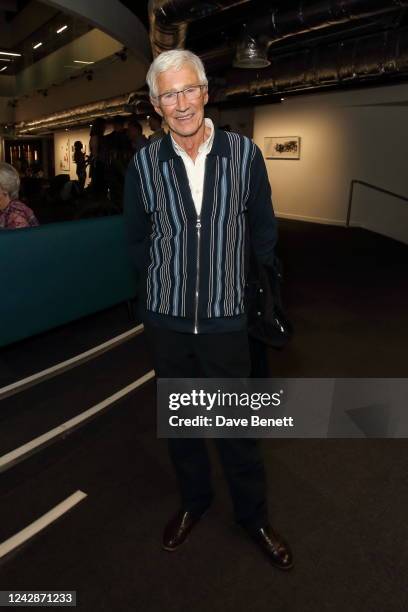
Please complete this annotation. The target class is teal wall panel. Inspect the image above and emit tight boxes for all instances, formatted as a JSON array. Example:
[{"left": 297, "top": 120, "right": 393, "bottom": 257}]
[{"left": 0, "top": 215, "right": 137, "bottom": 347}]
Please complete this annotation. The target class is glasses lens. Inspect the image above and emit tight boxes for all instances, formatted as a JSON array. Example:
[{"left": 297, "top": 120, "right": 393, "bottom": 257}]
[
  {"left": 184, "top": 86, "right": 201, "bottom": 100},
  {"left": 160, "top": 85, "right": 203, "bottom": 105},
  {"left": 161, "top": 92, "right": 177, "bottom": 106}
]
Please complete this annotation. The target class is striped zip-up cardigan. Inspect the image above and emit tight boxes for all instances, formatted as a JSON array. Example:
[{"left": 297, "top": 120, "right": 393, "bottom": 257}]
[{"left": 124, "top": 127, "right": 277, "bottom": 333}]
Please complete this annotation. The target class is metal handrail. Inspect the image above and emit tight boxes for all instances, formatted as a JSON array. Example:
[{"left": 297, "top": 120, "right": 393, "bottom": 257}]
[{"left": 346, "top": 180, "right": 408, "bottom": 227}]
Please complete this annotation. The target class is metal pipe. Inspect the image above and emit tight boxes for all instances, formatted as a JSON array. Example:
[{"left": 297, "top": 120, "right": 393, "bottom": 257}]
[
  {"left": 148, "top": 0, "right": 251, "bottom": 56},
  {"left": 224, "top": 25, "right": 408, "bottom": 97},
  {"left": 15, "top": 93, "right": 151, "bottom": 134}
]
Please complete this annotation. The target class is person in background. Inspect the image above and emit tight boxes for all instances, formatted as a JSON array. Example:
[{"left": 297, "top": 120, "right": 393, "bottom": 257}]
[
  {"left": 0, "top": 162, "right": 39, "bottom": 229},
  {"left": 89, "top": 117, "right": 106, "bottom": 195},
  {"left": 127, "top": 117, "right": 148, "bottom": 153},
  {"left": 103, "top": 115, "right": 129, "bottom": 207},
  {"left": 73, "top": 141, "right": 87, "bottom": 191},
  {"left": 148, "top": 112, "right": 165, "bottom": 141}
]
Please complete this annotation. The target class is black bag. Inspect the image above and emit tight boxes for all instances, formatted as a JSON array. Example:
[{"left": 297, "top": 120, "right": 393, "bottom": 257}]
[{"left": 246, "top": 255, "right": 293, "bottom": 349}]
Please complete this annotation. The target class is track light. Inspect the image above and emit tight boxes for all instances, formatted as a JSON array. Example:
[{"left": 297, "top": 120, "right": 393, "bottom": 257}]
[{"left": 0, "top": 51, "right": 22, "bottom": 57}]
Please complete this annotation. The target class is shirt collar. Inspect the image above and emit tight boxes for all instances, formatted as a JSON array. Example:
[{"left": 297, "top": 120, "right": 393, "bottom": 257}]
[
  {"left": 170, "top": 118, "right": 214, "bottom": 158},
  {"left": 158, "top": 120, "right": 231, "bottom": 161}
]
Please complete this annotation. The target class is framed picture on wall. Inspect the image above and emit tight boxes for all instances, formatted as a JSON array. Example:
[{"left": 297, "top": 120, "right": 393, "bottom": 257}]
[
  {"left": 264, "top": 136, "right": 301, "bottom": 160},
  {"left": 59, "top": 138, "right": 70, "bottom": 171}
]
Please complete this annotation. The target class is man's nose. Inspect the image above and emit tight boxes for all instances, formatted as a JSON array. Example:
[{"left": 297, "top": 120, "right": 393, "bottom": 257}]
[{"left": 175, "top": 91, "right": 189, "bottom": 110}]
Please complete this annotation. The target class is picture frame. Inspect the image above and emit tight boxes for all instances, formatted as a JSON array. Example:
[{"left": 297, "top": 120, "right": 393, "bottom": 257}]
[
  {"left": 264, "top": 136, "right": 301, "bottom": 160},
  {"left": 59, "top": 137, "right": 70, "bottom": 171}
]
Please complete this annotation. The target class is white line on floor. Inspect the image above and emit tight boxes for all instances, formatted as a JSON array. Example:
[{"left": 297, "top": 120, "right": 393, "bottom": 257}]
[
  {"left": 0, "top": 324, "right": 144, "bottom": 401},
  {"left": 0, "top": 490, "right": 87, "bottom": 560},
  {"left": 0, "top": 370, "right": 155, "bottom": 473}
]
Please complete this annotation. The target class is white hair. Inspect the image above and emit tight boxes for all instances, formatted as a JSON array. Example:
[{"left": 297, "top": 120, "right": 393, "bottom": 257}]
[
  {"left": 146, "top": 49, "right": 208, "bottom": 99},
  {"left": 0, "top": 162, "right": 20, "bottom": 200}
]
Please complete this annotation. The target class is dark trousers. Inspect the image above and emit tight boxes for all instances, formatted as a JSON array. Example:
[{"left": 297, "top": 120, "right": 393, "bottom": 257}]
[{"left": 145, "top": 323, "right": 268, "bottom": 530}]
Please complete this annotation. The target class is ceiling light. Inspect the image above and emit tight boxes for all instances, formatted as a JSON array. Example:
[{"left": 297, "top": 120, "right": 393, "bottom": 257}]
[
  {"left": 233, "top": 33, "right": 270, "bottom": 69},
  {"left": 33, "top": 42, "right": 43, "bottom": 49},
  {"left": 281, "top": 97, "right": 285, "bottom": 101},
  {"left": 74, "top": 60, "right": 94, "bottom": 64},
  {"left": 56, "top": 25, "right": 68, "bottom": 34},
  {"left": 0, "top": 66, "right": 7, "bottom": 72},
  {"left": 0, "top": 58, "right": 11, "bottom": 62},
  {"left": 0, "top": 51, "right": 22, "bottom": 57}
]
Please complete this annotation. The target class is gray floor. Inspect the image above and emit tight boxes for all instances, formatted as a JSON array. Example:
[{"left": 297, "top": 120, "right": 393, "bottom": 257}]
[{"left": 1, "top": 220, "right": 407, "bottom": 611}]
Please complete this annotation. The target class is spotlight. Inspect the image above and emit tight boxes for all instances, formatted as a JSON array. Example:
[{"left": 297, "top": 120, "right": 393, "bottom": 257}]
[{"left": 233, "top": 25, "right": 270, "bottom": 69}]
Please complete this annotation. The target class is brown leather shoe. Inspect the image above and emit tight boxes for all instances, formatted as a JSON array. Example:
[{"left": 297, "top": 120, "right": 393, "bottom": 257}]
[
  {"left": 249, "top": 526, "right": 294, "bottom": 570},
  {"left": 162, "top": 510, "right": 207, "bottom": 552}
]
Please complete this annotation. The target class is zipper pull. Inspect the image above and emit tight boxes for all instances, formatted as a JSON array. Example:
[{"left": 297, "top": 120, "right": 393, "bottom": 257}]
[{"left": 196, "top": 218, "right": 201, "bottom": 229}]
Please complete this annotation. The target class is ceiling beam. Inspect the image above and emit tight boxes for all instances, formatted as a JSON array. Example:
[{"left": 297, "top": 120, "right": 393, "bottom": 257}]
[{"left": 42, "top": 0, "right": 151, "bottom": 64}]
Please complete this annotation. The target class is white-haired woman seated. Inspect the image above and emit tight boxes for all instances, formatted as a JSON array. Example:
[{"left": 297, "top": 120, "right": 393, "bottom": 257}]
[{"left": 0, "top": 162, "right": 39, "bottom": 229}]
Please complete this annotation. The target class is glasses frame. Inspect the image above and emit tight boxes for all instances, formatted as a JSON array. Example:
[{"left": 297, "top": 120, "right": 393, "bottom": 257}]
[{"left": 156, "top": 84, "right": 207, "bottom": 106}]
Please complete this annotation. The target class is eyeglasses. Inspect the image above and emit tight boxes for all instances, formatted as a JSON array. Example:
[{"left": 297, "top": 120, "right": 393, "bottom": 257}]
[{"left": 157, "top": 84, "right": 206, "bottom": 106}]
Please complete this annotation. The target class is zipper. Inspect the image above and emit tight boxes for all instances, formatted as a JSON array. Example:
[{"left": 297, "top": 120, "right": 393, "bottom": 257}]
[{"left": 194, "top": 216, "right": 201, "bottom": 334}]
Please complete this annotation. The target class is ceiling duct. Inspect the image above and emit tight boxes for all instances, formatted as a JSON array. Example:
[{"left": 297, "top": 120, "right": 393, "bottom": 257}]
[
  {"left": 148, "top": 0, "right": 251, "bottom": 56},
  {"left": 15, "top": 93, "right": 152, "bottom": 135},
  {"left": 196, "top": 0, "right": 408, "bottom": 72},
  {"left": 224, "top": 25, "right": 408, "bottom": 97},
  {"left": 248, "top": 0, "right": 408, "bottom": 48}
]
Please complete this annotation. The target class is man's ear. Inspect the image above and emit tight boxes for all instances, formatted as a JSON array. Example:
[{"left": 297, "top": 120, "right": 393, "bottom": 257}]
[
  {"left": 150, "top": 98, "right": 163, "bottom": 117},
  {"left": 203, "top": 88, "right": 209, "bottom": 107}
]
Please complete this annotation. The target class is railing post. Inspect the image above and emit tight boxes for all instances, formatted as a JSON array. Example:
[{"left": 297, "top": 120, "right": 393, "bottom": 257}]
[{"left": 346, "top": 180, "right": 355, "bottom": 227}]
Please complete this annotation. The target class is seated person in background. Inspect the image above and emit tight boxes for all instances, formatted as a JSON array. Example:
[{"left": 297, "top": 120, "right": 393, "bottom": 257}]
[
  {"left": 0, "top": 162, "right": 39, "bottom": 229},
  {"left": 127, "top": 117, "right": 148, "bottom": 153}
]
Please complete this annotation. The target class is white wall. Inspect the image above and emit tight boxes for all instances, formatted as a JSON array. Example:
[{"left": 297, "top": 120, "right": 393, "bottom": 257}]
[{"left": 253, "top": 83, "right": 408, "bottom": 243}]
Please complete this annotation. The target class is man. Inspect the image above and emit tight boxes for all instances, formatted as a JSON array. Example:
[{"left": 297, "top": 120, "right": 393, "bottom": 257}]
[
  {"left": 124, "top": 49, "right": 293, "bottom": 571},
  {"left": 103, "top": 115, "right": 129, "bottom": 207},
  {"left": 148, "top": 112, "right": 165, "bottom": 141},
  {"left": 127, "top": 117, "right": 148, "bottom": 153}
]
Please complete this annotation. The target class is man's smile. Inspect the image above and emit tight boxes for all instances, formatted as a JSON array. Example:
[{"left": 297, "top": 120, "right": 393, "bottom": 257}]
[{"left": 175, "top": 114, "right": 194, "bottom": 121}]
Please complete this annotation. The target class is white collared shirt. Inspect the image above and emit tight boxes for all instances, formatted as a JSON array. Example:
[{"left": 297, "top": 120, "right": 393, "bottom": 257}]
[{"left": 171, "top": 118, "right": 215, "bottom": 216}]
